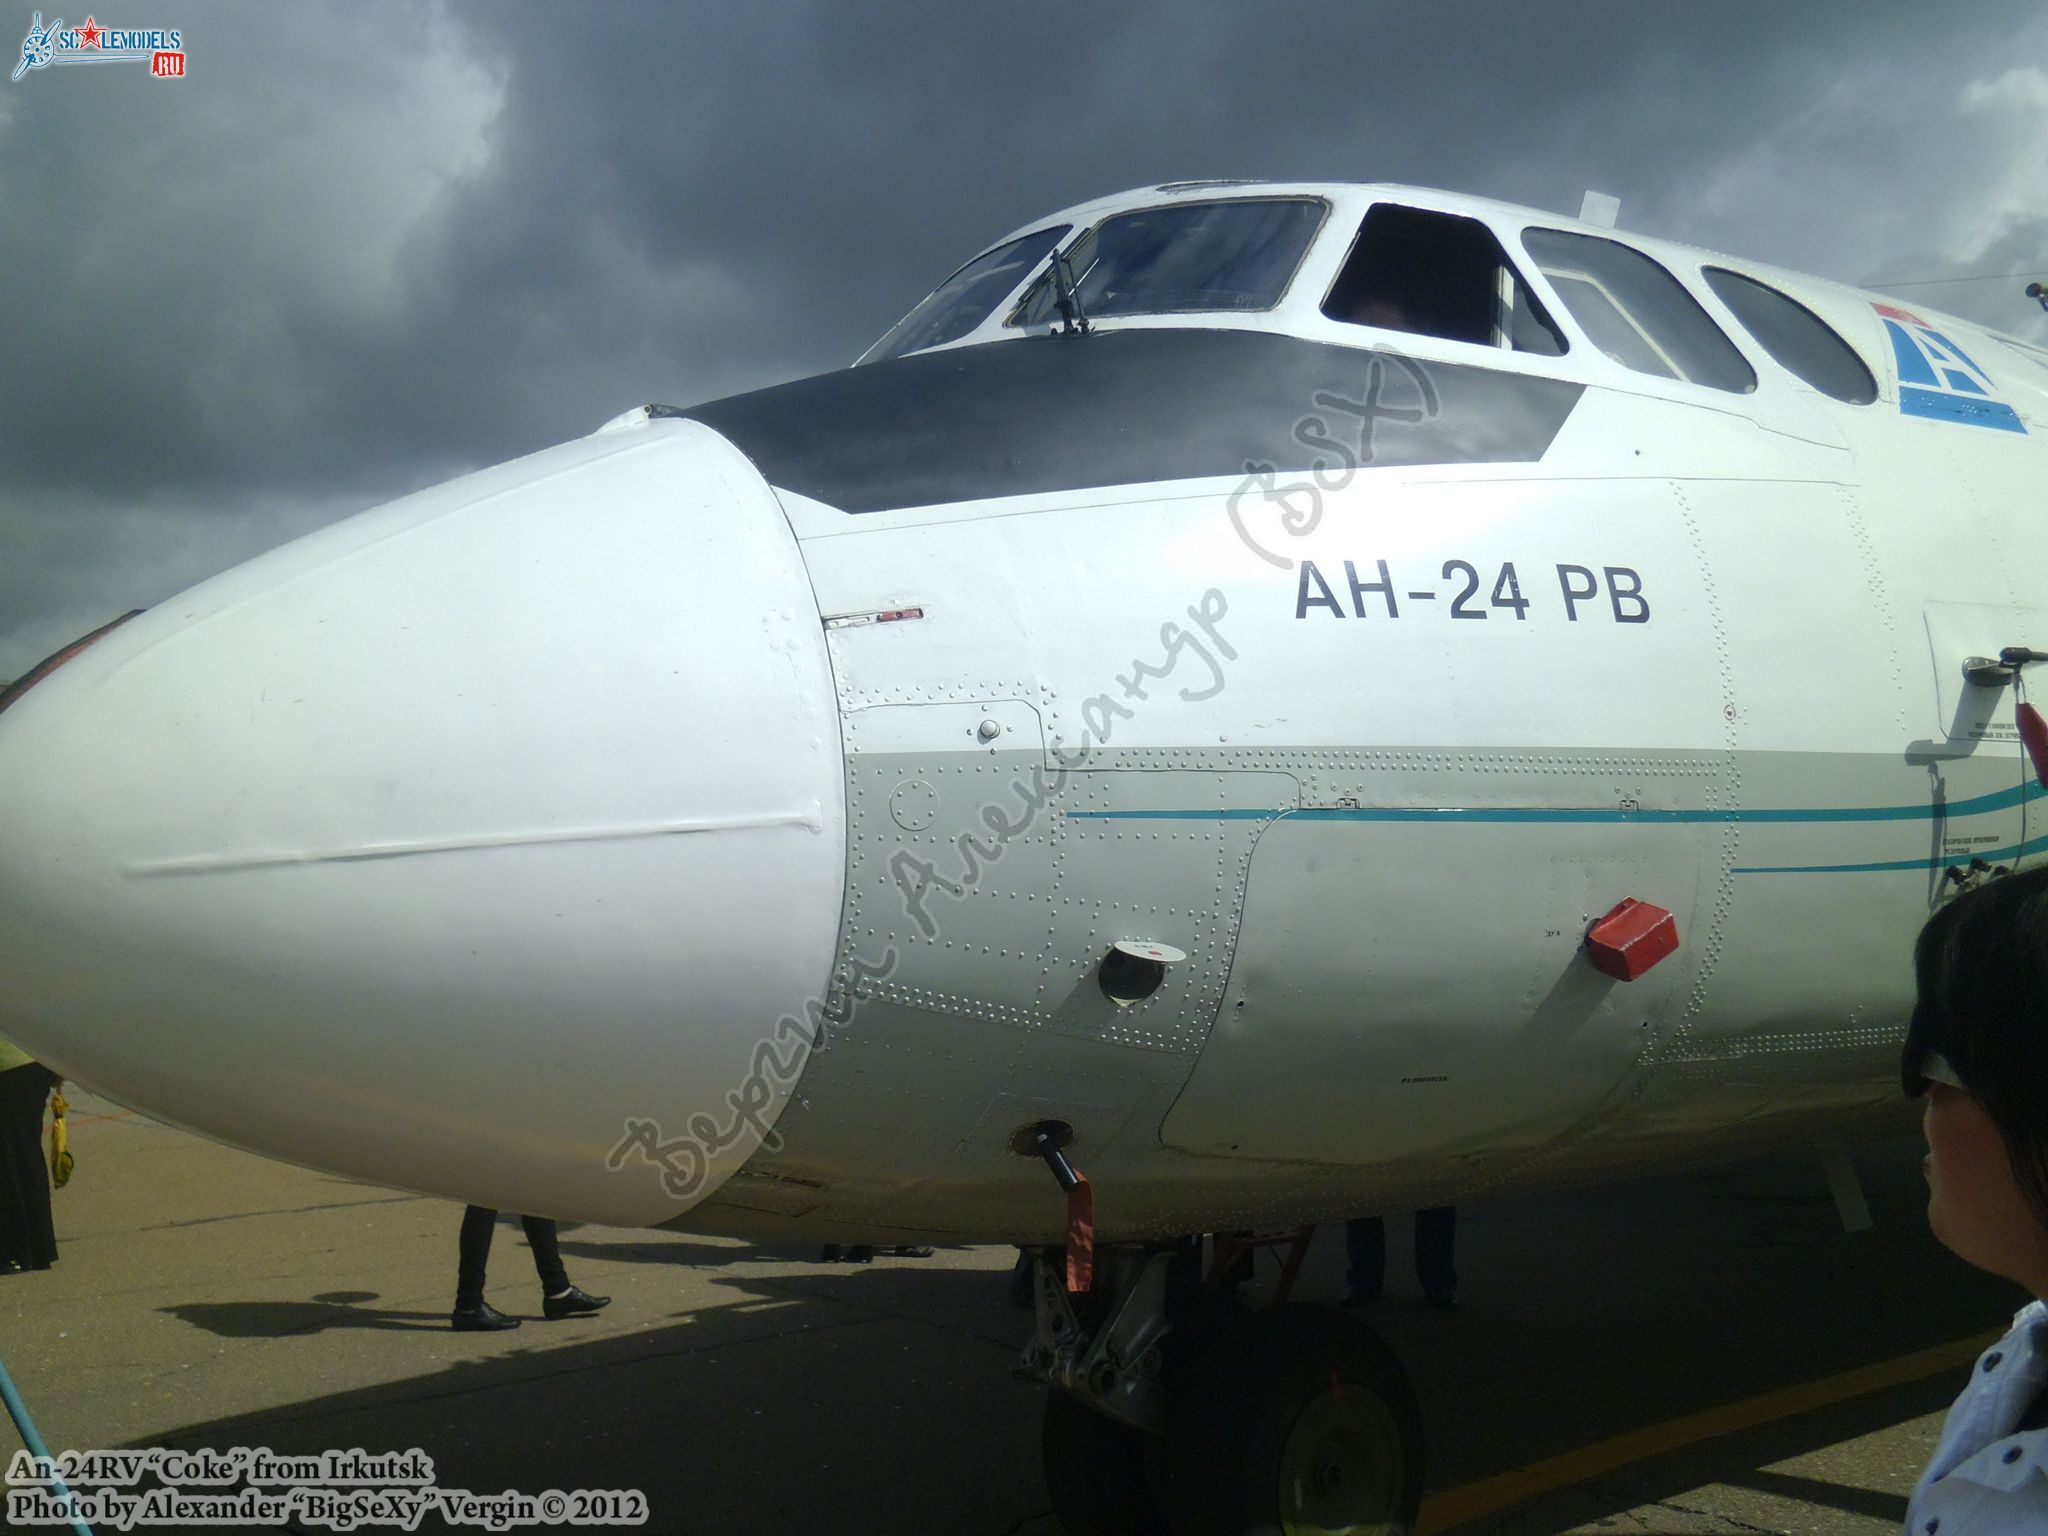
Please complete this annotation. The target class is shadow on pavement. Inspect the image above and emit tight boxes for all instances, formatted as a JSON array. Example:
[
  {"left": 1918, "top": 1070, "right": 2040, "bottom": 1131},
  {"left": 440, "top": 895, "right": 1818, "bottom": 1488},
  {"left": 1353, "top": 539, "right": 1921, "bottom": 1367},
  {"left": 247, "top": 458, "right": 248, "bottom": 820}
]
[
  {"left": 134, "top": 1139, "right": 2024, "bottom": 1536},
  {"left": 140, "top": 1263, "right": 1047, "bottom": 1536},
  {"left": 163, "top": 1297, "right": 450, "bottom": 1337},
  {"left": 553, "top": 1236, "right": 817, "bottom": 1269},
  {"left": 1729, "top": 1461, "right": 1919, "bottom": 1521}
]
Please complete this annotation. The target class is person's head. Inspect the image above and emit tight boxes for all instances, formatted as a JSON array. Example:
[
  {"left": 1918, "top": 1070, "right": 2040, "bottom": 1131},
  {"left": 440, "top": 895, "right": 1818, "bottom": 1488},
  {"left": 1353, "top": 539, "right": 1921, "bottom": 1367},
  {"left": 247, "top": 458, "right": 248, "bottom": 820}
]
[{"left": 1904, "top": 865, "right": 2048, "bottom": 1295}]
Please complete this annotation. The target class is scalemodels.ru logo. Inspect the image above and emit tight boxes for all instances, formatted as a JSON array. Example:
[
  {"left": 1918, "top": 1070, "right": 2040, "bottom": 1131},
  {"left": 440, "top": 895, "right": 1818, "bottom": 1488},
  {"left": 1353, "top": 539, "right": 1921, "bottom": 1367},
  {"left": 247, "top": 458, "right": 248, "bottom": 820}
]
[{"left": 12, "top": 12, "right": 185, "bottom": 81}]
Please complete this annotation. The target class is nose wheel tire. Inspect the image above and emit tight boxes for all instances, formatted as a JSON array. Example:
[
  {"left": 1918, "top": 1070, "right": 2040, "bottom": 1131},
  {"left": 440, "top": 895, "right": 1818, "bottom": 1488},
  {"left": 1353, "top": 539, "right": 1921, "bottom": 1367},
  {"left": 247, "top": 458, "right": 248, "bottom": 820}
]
[{"left": 1158, "top": 1304, "right": 1423, "bottom": 1536}]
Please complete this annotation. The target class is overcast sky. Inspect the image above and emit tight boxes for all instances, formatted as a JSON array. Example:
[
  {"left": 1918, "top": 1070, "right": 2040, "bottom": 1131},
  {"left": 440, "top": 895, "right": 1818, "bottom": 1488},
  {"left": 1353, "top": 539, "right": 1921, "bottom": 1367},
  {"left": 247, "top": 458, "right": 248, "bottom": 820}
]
[{"left": 4, "top": 0, "right": 2046, "bottom": 677}]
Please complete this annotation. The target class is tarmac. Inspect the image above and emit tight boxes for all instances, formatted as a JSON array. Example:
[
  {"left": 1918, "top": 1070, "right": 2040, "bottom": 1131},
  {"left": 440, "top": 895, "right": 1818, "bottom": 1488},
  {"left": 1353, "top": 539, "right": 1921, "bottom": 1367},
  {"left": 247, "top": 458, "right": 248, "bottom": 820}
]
[{"left": 0, "top": 1089, "right": 2026, "bottom": 1535}]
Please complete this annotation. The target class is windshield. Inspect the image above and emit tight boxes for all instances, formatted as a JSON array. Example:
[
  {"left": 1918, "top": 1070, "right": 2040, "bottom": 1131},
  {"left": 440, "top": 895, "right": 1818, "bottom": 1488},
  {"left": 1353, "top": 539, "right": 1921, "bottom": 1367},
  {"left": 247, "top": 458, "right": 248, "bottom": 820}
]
[
  {"left": 1011, "top": 198, "right": 1326, "bottom": 327},
  {"left": 862, "top": 225, "right": 1069, "bottom": 363}
]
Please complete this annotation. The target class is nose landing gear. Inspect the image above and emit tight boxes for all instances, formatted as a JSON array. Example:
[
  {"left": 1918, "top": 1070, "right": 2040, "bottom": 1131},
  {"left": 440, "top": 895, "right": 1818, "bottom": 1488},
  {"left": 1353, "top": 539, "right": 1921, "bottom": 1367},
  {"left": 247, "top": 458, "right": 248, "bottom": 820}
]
[{"left": 1024, "top": 1246, "right": 1424, "bottom": 1536}]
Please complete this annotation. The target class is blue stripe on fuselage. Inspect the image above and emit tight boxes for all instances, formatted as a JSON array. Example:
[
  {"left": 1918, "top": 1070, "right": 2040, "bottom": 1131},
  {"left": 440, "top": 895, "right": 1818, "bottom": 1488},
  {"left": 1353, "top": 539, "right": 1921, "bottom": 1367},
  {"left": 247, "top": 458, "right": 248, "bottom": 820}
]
[
  {"left": 1066, "top": 779, "right": 2036, "bottom": 826},
  {"left": 1064, "top": 780, "right": 2044, "bottom": 874}
]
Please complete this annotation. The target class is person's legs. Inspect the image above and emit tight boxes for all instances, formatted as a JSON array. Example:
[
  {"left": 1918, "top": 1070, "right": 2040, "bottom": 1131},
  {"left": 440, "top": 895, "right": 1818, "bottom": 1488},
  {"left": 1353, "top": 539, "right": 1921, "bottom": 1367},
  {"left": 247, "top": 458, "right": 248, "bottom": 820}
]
[
  {"left": 1217, "top": 1231, "right": 1254, "bottom": 1289},
  {"left": 1343, "top": 1216, "right": 1386, "bottom": 1302},
  {"left": 451, "top": 1205, "right": 526, "bottom": 1330},
  {"left": 1008, "top": 1247, "right": 1035, "bottom": 1308},
  {"left": 0, "top": 1066, "right": 58, "bottom": 1269},
  {"left": 455, "top": 1205, "right": 498, "bottom": 1311},
  {"left": 521, "top": 1215, "right": 569, "bottom": 1294},
  {"left": 523, "top": 1216, "right": 609, "bottom": 1318},
  {"left": 1414, "top": 1205, "right": 1458, "bottom": 1304}
]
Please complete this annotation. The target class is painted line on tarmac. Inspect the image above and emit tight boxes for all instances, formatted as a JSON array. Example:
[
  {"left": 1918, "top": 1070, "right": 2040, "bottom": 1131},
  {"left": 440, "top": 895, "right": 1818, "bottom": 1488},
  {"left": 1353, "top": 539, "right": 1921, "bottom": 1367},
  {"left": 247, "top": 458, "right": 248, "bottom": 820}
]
[
  {"left": 68, "top": 1109, "right": 134, "bottom": 1127},
  {"left": 1414, "top": 1328, "right": 2001, "bottom": 1533}
]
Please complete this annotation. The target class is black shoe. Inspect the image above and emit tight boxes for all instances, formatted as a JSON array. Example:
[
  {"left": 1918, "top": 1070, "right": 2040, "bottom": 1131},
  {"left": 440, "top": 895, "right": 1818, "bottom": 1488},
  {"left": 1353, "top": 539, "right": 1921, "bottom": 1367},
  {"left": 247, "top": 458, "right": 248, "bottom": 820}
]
[
  {"left": 542, "top": 1284, "right": 610, "bottom": 1320},
  {"left": 820, "top": 1244, "right": 843, "bottom": 1262},
  {"left": 1424, "top": 1286, "right": 1460, "bottom": 1311},
  {"left": 0, "top": 1260, "right": 24, "bottom": 1276},
  {"left": 845, "top": 1245, "right": 875, "bottom": 1263},
  {"left": 451, "top": 1302, "right": 520, "bottom": 1332}
]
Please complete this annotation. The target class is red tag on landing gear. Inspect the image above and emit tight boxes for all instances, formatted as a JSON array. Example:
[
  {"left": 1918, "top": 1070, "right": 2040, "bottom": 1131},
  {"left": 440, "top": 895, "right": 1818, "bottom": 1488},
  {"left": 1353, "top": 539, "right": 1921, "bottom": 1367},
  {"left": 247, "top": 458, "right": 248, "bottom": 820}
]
[{"left": 1065, "top": 1177, "right": 1095, "bottom": 1293}]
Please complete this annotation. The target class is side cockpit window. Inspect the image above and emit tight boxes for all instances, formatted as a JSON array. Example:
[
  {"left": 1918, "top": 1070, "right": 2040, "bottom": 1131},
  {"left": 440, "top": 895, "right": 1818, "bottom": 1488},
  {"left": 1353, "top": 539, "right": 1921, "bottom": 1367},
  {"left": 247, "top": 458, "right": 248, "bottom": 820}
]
[
  {"left": 1703, "top": 268, "right": 1878, "bottom": 405},
  {"left": 1009, "top": 198, "right": 1327, "bottom": 327},
  {"left": 863, "top": 225, "right": 1070, "bottom": 364},
  {"left": 1522, "top": 228, "right": 1755, "bottom": 393},
  {"left": 1322, "top": 203, "right": 1567, "bottom": 356}
]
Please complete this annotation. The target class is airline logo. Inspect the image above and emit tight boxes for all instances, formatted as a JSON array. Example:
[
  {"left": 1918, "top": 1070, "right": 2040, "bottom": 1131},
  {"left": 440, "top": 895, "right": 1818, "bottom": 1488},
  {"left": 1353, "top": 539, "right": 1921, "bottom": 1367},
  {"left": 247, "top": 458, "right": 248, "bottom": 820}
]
[{"left": 1873, "top": 302, "right": 2025, "bottom": 433}]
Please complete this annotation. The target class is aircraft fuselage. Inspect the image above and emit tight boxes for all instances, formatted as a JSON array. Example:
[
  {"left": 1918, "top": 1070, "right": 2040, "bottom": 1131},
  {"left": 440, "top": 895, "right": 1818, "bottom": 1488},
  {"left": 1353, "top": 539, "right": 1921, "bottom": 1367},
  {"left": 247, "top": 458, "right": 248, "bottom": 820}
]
[{"left": 4, "top": 181, "right": 2044, "bottom": 1246}]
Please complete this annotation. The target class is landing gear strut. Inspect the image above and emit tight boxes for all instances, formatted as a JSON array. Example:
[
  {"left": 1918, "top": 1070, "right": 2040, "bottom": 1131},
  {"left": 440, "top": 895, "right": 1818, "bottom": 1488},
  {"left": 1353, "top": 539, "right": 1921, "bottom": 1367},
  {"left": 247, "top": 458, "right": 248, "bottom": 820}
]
[{"left": 1023, "top": 1245, "right": 1424, "bottom": 1536}]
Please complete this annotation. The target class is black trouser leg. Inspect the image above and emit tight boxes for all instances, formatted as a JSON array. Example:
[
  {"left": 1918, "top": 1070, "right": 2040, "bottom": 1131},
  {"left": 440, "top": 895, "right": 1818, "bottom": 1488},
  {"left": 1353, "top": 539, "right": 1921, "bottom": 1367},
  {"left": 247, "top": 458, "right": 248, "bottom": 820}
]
[
  {"left": 1414, "top": 1205, "right": 1458, "bottom": 1295},
  {"left": 0, "top": 1066, "right": 58, "bottom": 1269},
  {"left": 1007, "top": 1247, "right": 1035, "bottom": 1306},
  {"left": 1217, "top": 1231, "right": 1255, "bottom": 1287},
  {"left": 456, "top": 1205, "right": 497, "bottom": 1310},
  {"left": 1343, "top": 1216, "right": 1386, "bottom": 1298},
  {"left": 522, "top": 1216, "right": 568, "bottom": 1294}
]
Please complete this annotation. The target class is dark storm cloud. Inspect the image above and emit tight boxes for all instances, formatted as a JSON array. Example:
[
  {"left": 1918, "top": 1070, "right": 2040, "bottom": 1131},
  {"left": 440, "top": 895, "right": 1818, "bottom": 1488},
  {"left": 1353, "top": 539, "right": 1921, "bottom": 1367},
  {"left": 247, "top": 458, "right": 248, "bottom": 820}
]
[{"left": 3, "top": 0, "right": 2045, "bottom": 674}]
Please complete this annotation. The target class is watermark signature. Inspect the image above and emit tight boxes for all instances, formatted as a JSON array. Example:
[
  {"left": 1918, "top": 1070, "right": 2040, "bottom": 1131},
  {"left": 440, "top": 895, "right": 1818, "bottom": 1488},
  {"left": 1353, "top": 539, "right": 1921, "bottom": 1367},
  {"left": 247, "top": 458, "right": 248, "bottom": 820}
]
[
  {"left": 882, "top": 353, "right": 1442, "bottom": 931},
  {"left": 602, "top": 589, "right": 1236, "bottom": 1204},
  {"left": 1225, "top": 350, "right": 1439, "bottom": 568},
  {"left": 888, "top": 588, "right": 1235, "bottom": 941},
  {"left": 601, "top": 358, "right": 1437, "bottom": 1202},
  {"left": 604, "top": 947, "right": 898, "bottom": 1202},
  {"left": 7, "top": 1446, "right": 646, "bottom": 1530}
]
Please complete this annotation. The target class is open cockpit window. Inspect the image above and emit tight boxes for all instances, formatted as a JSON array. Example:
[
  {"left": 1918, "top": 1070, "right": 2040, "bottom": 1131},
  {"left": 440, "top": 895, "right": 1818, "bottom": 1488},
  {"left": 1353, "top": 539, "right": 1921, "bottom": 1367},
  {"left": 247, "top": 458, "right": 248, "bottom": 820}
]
[
  {"left": 1702, "top": 268, "right": 1878, "bottom": 404},
  {"left": 1522, "top": 228, "right": 1756, "bottom": 394},
  {"left": 1321, "top": 203, "right": 1566, "bottom": 356},
  {"left": 1008, "top": 198, "right": 1326, "bottom": 328},
  {"left": 862, "top": 225, "right": 1069, "bottom": 364}
]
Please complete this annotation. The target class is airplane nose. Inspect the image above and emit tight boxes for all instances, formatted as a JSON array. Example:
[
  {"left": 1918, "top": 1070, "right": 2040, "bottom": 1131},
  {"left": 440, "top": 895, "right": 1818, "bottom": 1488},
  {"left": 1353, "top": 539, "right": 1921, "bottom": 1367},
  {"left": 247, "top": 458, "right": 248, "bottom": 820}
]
[{"left": 0, "top": 417, "right": 846, "bottom": 1224}]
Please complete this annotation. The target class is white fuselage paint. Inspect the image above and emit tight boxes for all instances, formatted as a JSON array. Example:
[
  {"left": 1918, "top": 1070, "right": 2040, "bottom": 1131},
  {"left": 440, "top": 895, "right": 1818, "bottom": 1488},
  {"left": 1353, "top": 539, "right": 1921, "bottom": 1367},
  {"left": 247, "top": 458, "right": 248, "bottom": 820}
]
[{"left": 1, "top": 182, "right": 2042, "bottom": 1241}]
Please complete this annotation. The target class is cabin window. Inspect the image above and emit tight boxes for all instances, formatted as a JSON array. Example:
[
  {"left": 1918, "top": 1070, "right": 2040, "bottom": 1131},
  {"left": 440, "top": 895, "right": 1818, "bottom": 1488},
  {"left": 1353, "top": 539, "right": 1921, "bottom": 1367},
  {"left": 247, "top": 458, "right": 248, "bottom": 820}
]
[
  {"left": 1703, "top": 268, "right": 1878, "bottom": 405},
  {"left": 1009, "top": 198, "right": 1326, "bottom": 327},
  {"left": 1322, "top": 203, "right": 1566, "bottom": 356},
  {"left": 863, "top": 224, "right": 1070, "bottom": 363},
  {"left": 1522, "top": 228, "right": 1757, "bottom": 394}
]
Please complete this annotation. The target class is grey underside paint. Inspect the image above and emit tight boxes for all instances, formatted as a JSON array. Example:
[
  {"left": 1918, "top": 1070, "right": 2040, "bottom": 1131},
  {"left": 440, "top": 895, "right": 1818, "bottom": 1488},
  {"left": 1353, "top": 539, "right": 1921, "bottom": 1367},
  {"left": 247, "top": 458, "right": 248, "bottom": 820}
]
[{"left": 675, "top": 740, "right": 2012, "bottom": 1244}]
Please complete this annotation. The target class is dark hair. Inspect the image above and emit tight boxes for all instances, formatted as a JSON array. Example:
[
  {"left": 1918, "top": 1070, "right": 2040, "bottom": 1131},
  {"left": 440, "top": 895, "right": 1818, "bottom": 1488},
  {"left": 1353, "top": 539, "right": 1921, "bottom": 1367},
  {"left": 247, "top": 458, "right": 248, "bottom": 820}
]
[{"left": 1904, "top": 864, "right": 2048, "bottom": 1229}]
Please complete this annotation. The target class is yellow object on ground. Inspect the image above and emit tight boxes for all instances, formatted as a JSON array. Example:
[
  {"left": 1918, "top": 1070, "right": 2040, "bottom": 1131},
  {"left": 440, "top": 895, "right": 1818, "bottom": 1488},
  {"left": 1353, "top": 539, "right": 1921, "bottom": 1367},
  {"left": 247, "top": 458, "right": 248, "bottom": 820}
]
[{"left": 48, "top": 1090, "right": 71, "bottom": 1188}]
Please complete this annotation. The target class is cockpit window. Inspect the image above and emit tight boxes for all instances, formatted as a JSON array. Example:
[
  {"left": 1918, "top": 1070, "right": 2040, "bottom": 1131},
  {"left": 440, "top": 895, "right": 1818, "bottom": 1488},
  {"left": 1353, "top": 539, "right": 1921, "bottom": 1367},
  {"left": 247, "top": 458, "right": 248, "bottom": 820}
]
[
  {"left": 1702, "top": 268, "right": 1878, "bottom": 405},
  {"left": 1322, "top": 203, "right": 1566, "bottom": 356},
  {"left": 862, "top": 225, "right": 1069, "bottom": 364},
  {"left": 1522, "top": 228, "right": 1756, "bottom": 394},
  {"left": 1009, "top": 198, "right": 1325, "bottom": 328}
]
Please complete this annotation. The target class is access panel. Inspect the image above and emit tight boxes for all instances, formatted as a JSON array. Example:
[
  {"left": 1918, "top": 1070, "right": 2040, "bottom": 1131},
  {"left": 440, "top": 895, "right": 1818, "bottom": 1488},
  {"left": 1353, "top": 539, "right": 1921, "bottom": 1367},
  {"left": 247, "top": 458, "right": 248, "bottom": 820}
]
[{"left": 1162, "top": 813, "right": 1703, "bottom": 1165}]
